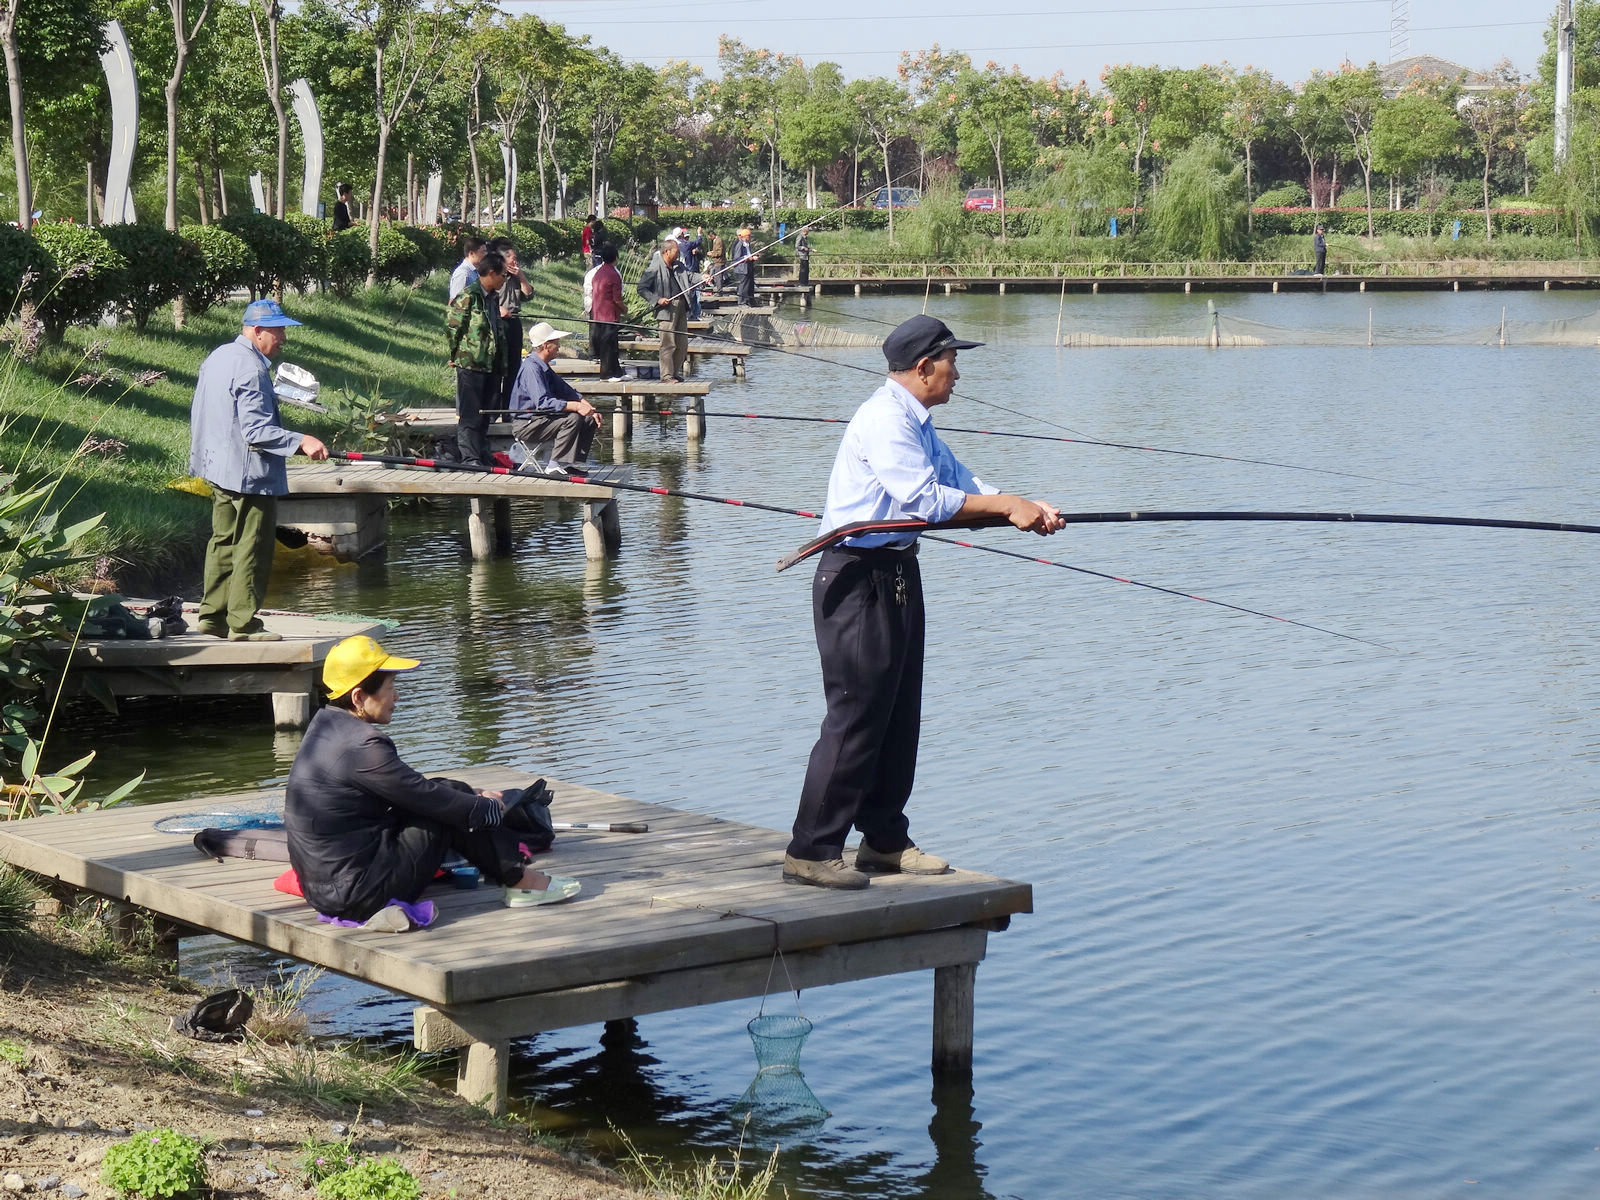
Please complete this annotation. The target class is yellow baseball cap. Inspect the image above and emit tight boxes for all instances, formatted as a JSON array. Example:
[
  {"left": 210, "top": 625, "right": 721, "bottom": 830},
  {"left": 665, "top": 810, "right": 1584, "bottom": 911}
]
[{"left": 323, "top": 635, "right": 420, "bottom": 698}]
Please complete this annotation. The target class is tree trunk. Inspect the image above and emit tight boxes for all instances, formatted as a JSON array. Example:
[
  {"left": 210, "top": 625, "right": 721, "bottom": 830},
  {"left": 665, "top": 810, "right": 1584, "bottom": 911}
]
[
  {"left": 406, "top": 152, "right": 414, "bottom": 222},
  {"left": 216, "top": 165, "right": 229, "bottom": 215},
  {"left": 368, "top": 118, "right": 391, "bottom": 285},
  {"left": 1362, "top": 162, "right": 1373, "bottom": 238},
  {"left": 1245, "top": 142, "right": 1254, "bottom": 234},
  {"left": 882, "top": 138, "right": 894, "bottom": 244},
  {"left": 192, "top": 157, "right": 210, "bottom": 224},
  {"left": 2, "top": 3, "right": 31, "bottom": 230},
  {"left": 469, "top": 134, "right": 481, "bottom": 224},
  {"left": 1482, "top": 155, "right": 1493, "bottom": 240},
  {"left": 995, "top": 134, "right": 1007, "bottom": 242}
]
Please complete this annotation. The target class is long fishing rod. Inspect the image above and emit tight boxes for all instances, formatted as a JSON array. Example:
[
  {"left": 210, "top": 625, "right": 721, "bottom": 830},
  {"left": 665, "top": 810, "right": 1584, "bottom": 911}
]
[
  {"left": 776, "top": 512, "right": 1600, "bottom": 572},
  {"left": 328, "top": 450, "right": 822, "bottom": 521},
  {"left": 326, "top": 449, "right": 1381, "bottom": 647},
  {"left": 527, "top": 308, "right": 1406, "bottom": 486}
]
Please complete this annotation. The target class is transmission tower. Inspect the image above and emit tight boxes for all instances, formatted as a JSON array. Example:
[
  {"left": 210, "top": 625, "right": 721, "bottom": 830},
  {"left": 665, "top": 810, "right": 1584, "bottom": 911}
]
[{"left": 1388, "top": 0, "right": 1411, "bottom": 62}]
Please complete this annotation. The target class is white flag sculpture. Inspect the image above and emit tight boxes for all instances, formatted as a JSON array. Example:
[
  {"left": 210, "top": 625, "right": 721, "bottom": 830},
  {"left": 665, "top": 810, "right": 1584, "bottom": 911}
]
[
  {"left": 290, "top": 79, "right": 324, "bottom": 217},
  {"left": 98, "top": 20, "right": 138, "bottom": 224}
]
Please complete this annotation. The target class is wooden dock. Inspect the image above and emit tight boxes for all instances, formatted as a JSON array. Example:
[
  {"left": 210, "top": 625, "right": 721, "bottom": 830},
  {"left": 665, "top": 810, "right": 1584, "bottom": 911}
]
[
  {"left": 810, "top": 273, "right": 1600, "bottom": 296},
  {"left": 618, "top": 336, "right": 751, "bottom": 377},
  {"left": 0, "top": 768, "right": 1032, "bottom": 1113},
  {"left": 390, "top": 382, "right": 716, "bottom": 448},
  {"left": 280, "top": 460, "right": 625, "bottom": 562},
  {"left": 42, "top": 605, "right": 381, "bottom": 729}
]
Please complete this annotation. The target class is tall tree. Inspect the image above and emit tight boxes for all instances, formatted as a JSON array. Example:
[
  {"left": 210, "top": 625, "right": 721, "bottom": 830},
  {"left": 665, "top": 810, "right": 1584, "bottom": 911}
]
[
  {"left": 897, "top": 43, "right": 969, "bottom": 190},
  {"left": 1286, "top": 70, "right": 1342, "bottom": 209},
  {"left": 1370, "top": 91, "right": 1461, "bottom": 232},
  {"left": 248, "top": 0, "right": 288, "bottom": 217},
  {"left": 846, "top": 76, "right": 908, "bottom": 242},
  {"left": 779, "top": 61, "right": 851, "bottom": 209},
  {"left": 955, "top": 63, "right": 1032, "bottom": 240},
  {"left": 163, "top": 0, "right": 218, "bottom": 229},
  {"left": 1462, "top": 60, "right": 1529, "bottom": 239},
  {"left": 334, "top": 0, "right": 464, "bottom": 280},
  {"left": 1100, "top": 63, "right": 1166, "bottom": 231},
  {"left": 1326, "top": 61, "right": 1384, "bottom": 236},
  {"left": 1220, "top": 66, "right": 1289, "bottom": 231}
]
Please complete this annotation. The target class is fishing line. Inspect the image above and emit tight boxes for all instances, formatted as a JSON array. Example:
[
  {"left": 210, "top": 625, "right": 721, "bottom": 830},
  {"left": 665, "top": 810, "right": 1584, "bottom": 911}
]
[
  {"left": 526, "top": 308, "right": 1406, "bottom": 485},
  {"left": 325, "top": 450, "right": 1386, "bottom": 647}
]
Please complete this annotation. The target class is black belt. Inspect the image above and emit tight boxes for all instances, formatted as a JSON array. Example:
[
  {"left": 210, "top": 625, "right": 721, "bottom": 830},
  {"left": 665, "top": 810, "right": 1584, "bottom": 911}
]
[{"left": 830, "top": 541, "right": 918, "bottom": 558}]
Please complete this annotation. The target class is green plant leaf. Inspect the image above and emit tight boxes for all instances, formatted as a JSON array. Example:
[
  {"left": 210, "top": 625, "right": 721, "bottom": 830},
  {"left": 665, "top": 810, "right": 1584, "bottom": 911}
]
[
  {"left": 100, "top": 770, "right": 144, "bottom": 808},
  {"left": 20, "top": 739, "right": 37, "bottom": 780}
]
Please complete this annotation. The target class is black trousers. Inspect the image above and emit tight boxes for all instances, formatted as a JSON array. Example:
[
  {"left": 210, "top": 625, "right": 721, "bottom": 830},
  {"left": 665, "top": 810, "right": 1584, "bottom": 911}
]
[
  {"left": 591, "top": 320, "right": 622, "bottom": 376},
  {"left": 497, "top": 317, "right": 523, "bottom": 411},
  {"left": 788, "top": 545, "right": 923, "bottom": 861},
  {"left": 1314, "top": 249, "right": 1326, "bottom": 274},
  {"left": 797, "top": 258, "right": 810, "bottom": 287},
  {"left": 738, "top": 268, "right": 756, "bottom": 306},
  {"left": 345, "top": 819, "right": 527, "bottom": 922},
  {"left": 455, "top": 368, "right": 497, "bottom": 466}
]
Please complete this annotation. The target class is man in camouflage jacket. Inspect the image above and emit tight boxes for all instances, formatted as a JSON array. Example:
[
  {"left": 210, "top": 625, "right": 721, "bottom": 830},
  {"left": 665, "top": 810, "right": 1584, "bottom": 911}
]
[{"left": 446, "top": 251, "right": 507, "bottom": 466}]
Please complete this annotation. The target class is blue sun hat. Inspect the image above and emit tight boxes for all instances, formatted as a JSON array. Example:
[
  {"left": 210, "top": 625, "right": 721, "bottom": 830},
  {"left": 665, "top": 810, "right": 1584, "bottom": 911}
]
[{"left": 242, "top": 298, "right": 302, "bottom": 328}]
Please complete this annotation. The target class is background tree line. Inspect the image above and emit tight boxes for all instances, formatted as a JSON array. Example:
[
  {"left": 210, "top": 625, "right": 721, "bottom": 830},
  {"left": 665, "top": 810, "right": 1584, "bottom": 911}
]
[{"left": 0, "top": 0, "right": 1597, "bottom": 257}]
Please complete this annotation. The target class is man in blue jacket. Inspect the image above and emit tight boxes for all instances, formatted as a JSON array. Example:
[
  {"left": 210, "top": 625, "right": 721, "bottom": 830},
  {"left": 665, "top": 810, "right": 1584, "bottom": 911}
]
[{"left": 189, "top": 299, "right": 329, "bottom": 642}]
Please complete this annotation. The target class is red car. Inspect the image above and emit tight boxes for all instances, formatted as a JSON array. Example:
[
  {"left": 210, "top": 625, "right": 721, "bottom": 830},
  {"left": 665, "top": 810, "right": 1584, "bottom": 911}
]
[{"left": 963, "top": 188, "right": 997, "bottom": 211}]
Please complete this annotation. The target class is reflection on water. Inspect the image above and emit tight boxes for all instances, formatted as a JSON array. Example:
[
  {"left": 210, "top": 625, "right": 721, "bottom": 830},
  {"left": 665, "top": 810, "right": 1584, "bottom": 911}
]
[{"left": 49, "top": 289, "right": 1600, "bottom": 1198}]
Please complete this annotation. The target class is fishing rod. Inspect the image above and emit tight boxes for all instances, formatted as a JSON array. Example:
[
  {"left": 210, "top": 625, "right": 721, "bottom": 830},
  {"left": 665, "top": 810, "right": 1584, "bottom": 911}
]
[
  {"left": 328, "top": 450, "right": 822, "bottom": 521},
  {"left": 527, "top": 309, "right": 1406, "bottom": 486},
  {"left": 326, "top": 449, "right": 1381, "bottom": 647},
  {"left": 776, "top": 512, "right": 1600, "bottom": 572}
]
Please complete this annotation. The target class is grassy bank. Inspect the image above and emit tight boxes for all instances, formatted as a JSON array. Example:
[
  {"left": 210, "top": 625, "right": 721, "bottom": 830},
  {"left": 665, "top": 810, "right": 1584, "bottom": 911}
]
[{"left": 0, "top": 262, "right": 589, "bottom": 592}]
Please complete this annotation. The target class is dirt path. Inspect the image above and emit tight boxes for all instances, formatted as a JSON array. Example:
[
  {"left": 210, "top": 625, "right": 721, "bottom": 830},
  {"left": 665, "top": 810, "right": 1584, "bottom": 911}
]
[{"left": 0, "top": 919, "right": 651, "bottom": 1200}]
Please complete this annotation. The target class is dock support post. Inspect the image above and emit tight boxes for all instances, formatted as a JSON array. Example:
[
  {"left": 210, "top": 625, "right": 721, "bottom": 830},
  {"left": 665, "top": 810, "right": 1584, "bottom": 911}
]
[
  {"left": 632, "top": 392, "right": 647, "bottom": 417},
  {"left": 685, "top": 394, "right": 706, "bottom": 442},
  {"left": 492, "top": 499, "right": 513, "bottom": 555},
  {"left": 467, "top": 499, "right": 493, "bottom": 560},
  {"left": 612, "top": 406, "right": 631, "bottom": 444},
  {"left": 998, "top": 282, "right": 1005, "bottom": 294},
  {"left": 270, "top": 689, "right": 314, "bottom": 730},
  {"left": 1272, "top": 280, "right": 1279, "bottom": 294},
  {"left": 944, "top": 283, "right": 951, "bottom": 295},
  {"left": 932, "top": 962, "right": 976, "bottom": 1078},
  {"left": 581, "top": 500, "right": 619, "bottom": 559},
  {"left": 1359, "top": 280, "right": 1366, "bottom": 293},
  {"left": 732, "top": 355, "right": 746, "bottom": 379},
  {"left": 457, "top": 1040, "right": 509, "bottom": 1114}
]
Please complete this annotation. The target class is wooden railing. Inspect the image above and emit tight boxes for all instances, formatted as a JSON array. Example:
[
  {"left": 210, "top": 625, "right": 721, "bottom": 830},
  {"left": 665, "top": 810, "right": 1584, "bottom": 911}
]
[{"left": 796, "top": 259, "right": 1600, "bottom": 280}]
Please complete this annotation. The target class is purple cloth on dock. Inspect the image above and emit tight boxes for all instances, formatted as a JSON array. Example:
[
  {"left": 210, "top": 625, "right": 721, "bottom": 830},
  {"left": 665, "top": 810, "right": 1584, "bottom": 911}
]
[{"left": 317, "top": 899, "right": 436, "bottom": 930}]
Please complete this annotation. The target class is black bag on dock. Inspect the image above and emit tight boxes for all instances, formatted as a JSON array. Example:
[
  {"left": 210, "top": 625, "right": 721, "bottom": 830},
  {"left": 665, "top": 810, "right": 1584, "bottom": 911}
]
[
  {"left": 172, "top": 988, "right": 253, "bottom": 1043},
  {"left": 501, "top": 780, "right": 555, "bottom": 854}
]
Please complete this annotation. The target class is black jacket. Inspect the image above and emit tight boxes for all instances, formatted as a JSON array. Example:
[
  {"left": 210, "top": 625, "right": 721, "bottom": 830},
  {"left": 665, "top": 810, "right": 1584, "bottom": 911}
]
[{"left": 285, "top": 707, "right": 499, "bottom": 917}]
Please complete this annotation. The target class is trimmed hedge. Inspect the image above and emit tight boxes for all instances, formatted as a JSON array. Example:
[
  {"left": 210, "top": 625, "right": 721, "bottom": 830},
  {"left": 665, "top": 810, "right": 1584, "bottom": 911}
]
[
  {"left": 98, "top": 224, "right": 205, "bottom": 330},
  {"left": 31, "top": 224, "right": 126, "bottom": 342},
  {"left": 1250, "top": 207, "right": 1562, "bottom": 237},
  {"left": 328, "top": 229, "right": 373, "bottom": 296},
  {"left": 371, "top": 226, "right": 423, "bottom": 284},
  {"left": 219, "top": 212, "right": 316, "bottom": 295},
  {"left": 180, "top": 225, "right": 257, "bottom": 316},
  {"left": 0, "top": 224, "right": 44, "bottom": 315},
  {"left": 395, "top": 225, "right": 448, "bottom": 274}
]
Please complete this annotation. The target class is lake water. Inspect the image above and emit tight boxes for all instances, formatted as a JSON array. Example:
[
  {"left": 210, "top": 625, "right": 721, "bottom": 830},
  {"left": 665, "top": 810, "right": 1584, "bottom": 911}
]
[{"left": 53, "top": 289, "right": 1600, "bottom": 1198}]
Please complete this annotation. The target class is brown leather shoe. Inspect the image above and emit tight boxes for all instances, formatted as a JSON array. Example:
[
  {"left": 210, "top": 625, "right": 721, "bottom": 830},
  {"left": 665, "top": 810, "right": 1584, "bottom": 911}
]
[
  {"left": 782, "top": 854, "right": 869, "bottom": 890},
  {"left": 855, "top": 842, "right": 950, "bottom": 875}
]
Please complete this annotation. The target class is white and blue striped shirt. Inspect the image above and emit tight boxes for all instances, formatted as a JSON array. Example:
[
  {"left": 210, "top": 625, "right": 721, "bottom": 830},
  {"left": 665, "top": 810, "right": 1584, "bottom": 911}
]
[{"left": 820, "top": 378, "right": 997, "bottom": 549}]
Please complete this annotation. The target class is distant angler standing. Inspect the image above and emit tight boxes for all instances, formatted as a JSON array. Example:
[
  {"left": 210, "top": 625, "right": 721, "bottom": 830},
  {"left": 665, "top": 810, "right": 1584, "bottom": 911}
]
[{"left": 189, "top": 299, "right": 329, "bottom": 642}]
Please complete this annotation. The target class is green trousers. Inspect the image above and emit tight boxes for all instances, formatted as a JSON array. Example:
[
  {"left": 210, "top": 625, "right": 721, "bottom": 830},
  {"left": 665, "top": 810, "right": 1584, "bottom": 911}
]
[{"left": 199, "top": 489, "right": 277, "bottom": 634}]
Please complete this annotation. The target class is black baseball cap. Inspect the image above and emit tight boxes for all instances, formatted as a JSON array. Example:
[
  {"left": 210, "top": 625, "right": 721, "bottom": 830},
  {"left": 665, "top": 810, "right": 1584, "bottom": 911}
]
[{"left": 883, "top": 315, "right": 984, "bottom": 371}]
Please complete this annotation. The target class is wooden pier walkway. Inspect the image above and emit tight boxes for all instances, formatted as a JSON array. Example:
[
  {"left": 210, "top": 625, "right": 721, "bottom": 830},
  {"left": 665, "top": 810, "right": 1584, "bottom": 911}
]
[
  {"left": 43, "top": 605, "right": 381, "bottom": 729},
  {"left": 390, "top": 381, "right": 716, "bottom": 448},
  {"left": 617, "top": 336, "right": 751, "bottom": 376},
  {"left": 0, "top": 768, "right": 1032, "bottom": 1113},
  {"left": 808, "top": 273, "right": 1600, "bottom": 296},
  {"left": 280, "top": 460, "right": 626, "bottom": 562}
]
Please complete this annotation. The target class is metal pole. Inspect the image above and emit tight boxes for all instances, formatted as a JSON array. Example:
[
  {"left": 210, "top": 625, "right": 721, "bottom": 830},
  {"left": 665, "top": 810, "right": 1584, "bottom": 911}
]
[{"left": 1055, "top": 279, "right": 1066, "bottom": 346}]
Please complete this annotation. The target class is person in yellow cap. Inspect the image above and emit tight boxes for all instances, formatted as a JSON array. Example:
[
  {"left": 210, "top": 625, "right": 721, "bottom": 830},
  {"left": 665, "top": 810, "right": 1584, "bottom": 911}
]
[{"left": 284, "top": 635, "right": 579, "bottom": 926}]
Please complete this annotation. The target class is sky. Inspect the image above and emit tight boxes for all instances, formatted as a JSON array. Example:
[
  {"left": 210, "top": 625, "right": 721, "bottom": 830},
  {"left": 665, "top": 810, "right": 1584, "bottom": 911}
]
[{"left": 508, "top": 0, "right": 1552, "bottom": 86}]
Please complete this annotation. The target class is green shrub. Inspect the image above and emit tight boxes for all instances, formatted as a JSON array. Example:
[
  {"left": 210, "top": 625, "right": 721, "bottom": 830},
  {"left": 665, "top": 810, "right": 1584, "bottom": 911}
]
[
  {"left": 284, "top": 213, "right": 333, "bottom": 282},
  {"left": 1249, "top": 207, "right": 1561, "bottom": 238},
  {"left": 370, "top": 226, "right": 423, "bottom": 284},
  {"left": 30, "top": 223, "right": 126, "bottom": 342},
  {"left": 99, "top": 225, "right": 203, "bottom": 330},
  {"left": 508, "top": 222, "right": 548, "bottom": 261},
  {"left": 0, "top": 224, "right": 43, "bottom": 315},
  {"left": 525, "top": 219, "right": 577, "bottom": 258},
  {"left": 394, "top": 225, "right": 446, "bottom": 274},
  {"left": 179, "top": 224, "right": 257, "bottom": 315},
  {"left": 101, "top": 1128, "right": 207, "bottom": 1198},
  {"left": 896, "top": 179, "right": 965, "bottom": 257},
  {"left": 299, "top": 1132, "right": 361, "bottom": 1184},
  {"left": 317, "top": 1157, "right": 420, "bottom": 1200},
  {"left": 219, "top": 212, "right": 315, "bottom": 295},
  {"left": 328, "top": 229, "right": 373, "bottom": 297},
  {"left": 1254, "top": 182, "right": 1310, "bottom": 207}
]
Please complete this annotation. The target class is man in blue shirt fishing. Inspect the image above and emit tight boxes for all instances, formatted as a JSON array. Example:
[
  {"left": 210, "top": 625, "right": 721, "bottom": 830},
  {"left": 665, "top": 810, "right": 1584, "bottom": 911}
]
[
  {"left": 784, "top": 315, "right": 1065, "bottom": 889},
  {"left": 508, "top": 321, "right": 601, "bottom": 465},
  {"left": 189, "top": 299, "right": 329, "bottom": 641}
]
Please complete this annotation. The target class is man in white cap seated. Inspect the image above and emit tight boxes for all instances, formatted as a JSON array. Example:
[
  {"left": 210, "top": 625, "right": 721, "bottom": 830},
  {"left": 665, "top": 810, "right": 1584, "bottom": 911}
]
[{"left": 506, "top": 321, "right": 602, "bottom": 464}]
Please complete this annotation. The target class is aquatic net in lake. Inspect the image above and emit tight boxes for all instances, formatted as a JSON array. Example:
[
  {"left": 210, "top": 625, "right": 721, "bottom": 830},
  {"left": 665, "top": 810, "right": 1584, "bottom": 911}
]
[
  {"left": 712, "top": 310, "right": 884, "bottom": 350},
  {"left": 728, "top": 1013, "right": 830, "bottom": 1135},
  {"left": 1061, "top": 305, "right": 1600, "bottom": 347}
]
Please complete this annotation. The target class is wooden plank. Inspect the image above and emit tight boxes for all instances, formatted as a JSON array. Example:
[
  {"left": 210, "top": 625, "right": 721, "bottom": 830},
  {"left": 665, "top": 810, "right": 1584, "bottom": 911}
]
[
  {"left": 285, "top": 462, "right": 614, "bottom": 502},
  {"left": 617, "top": 339, "right": 749, "bottom": 358},
  {"left": 413, "top": 925, "right": 989, "bottom": 1049}
]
